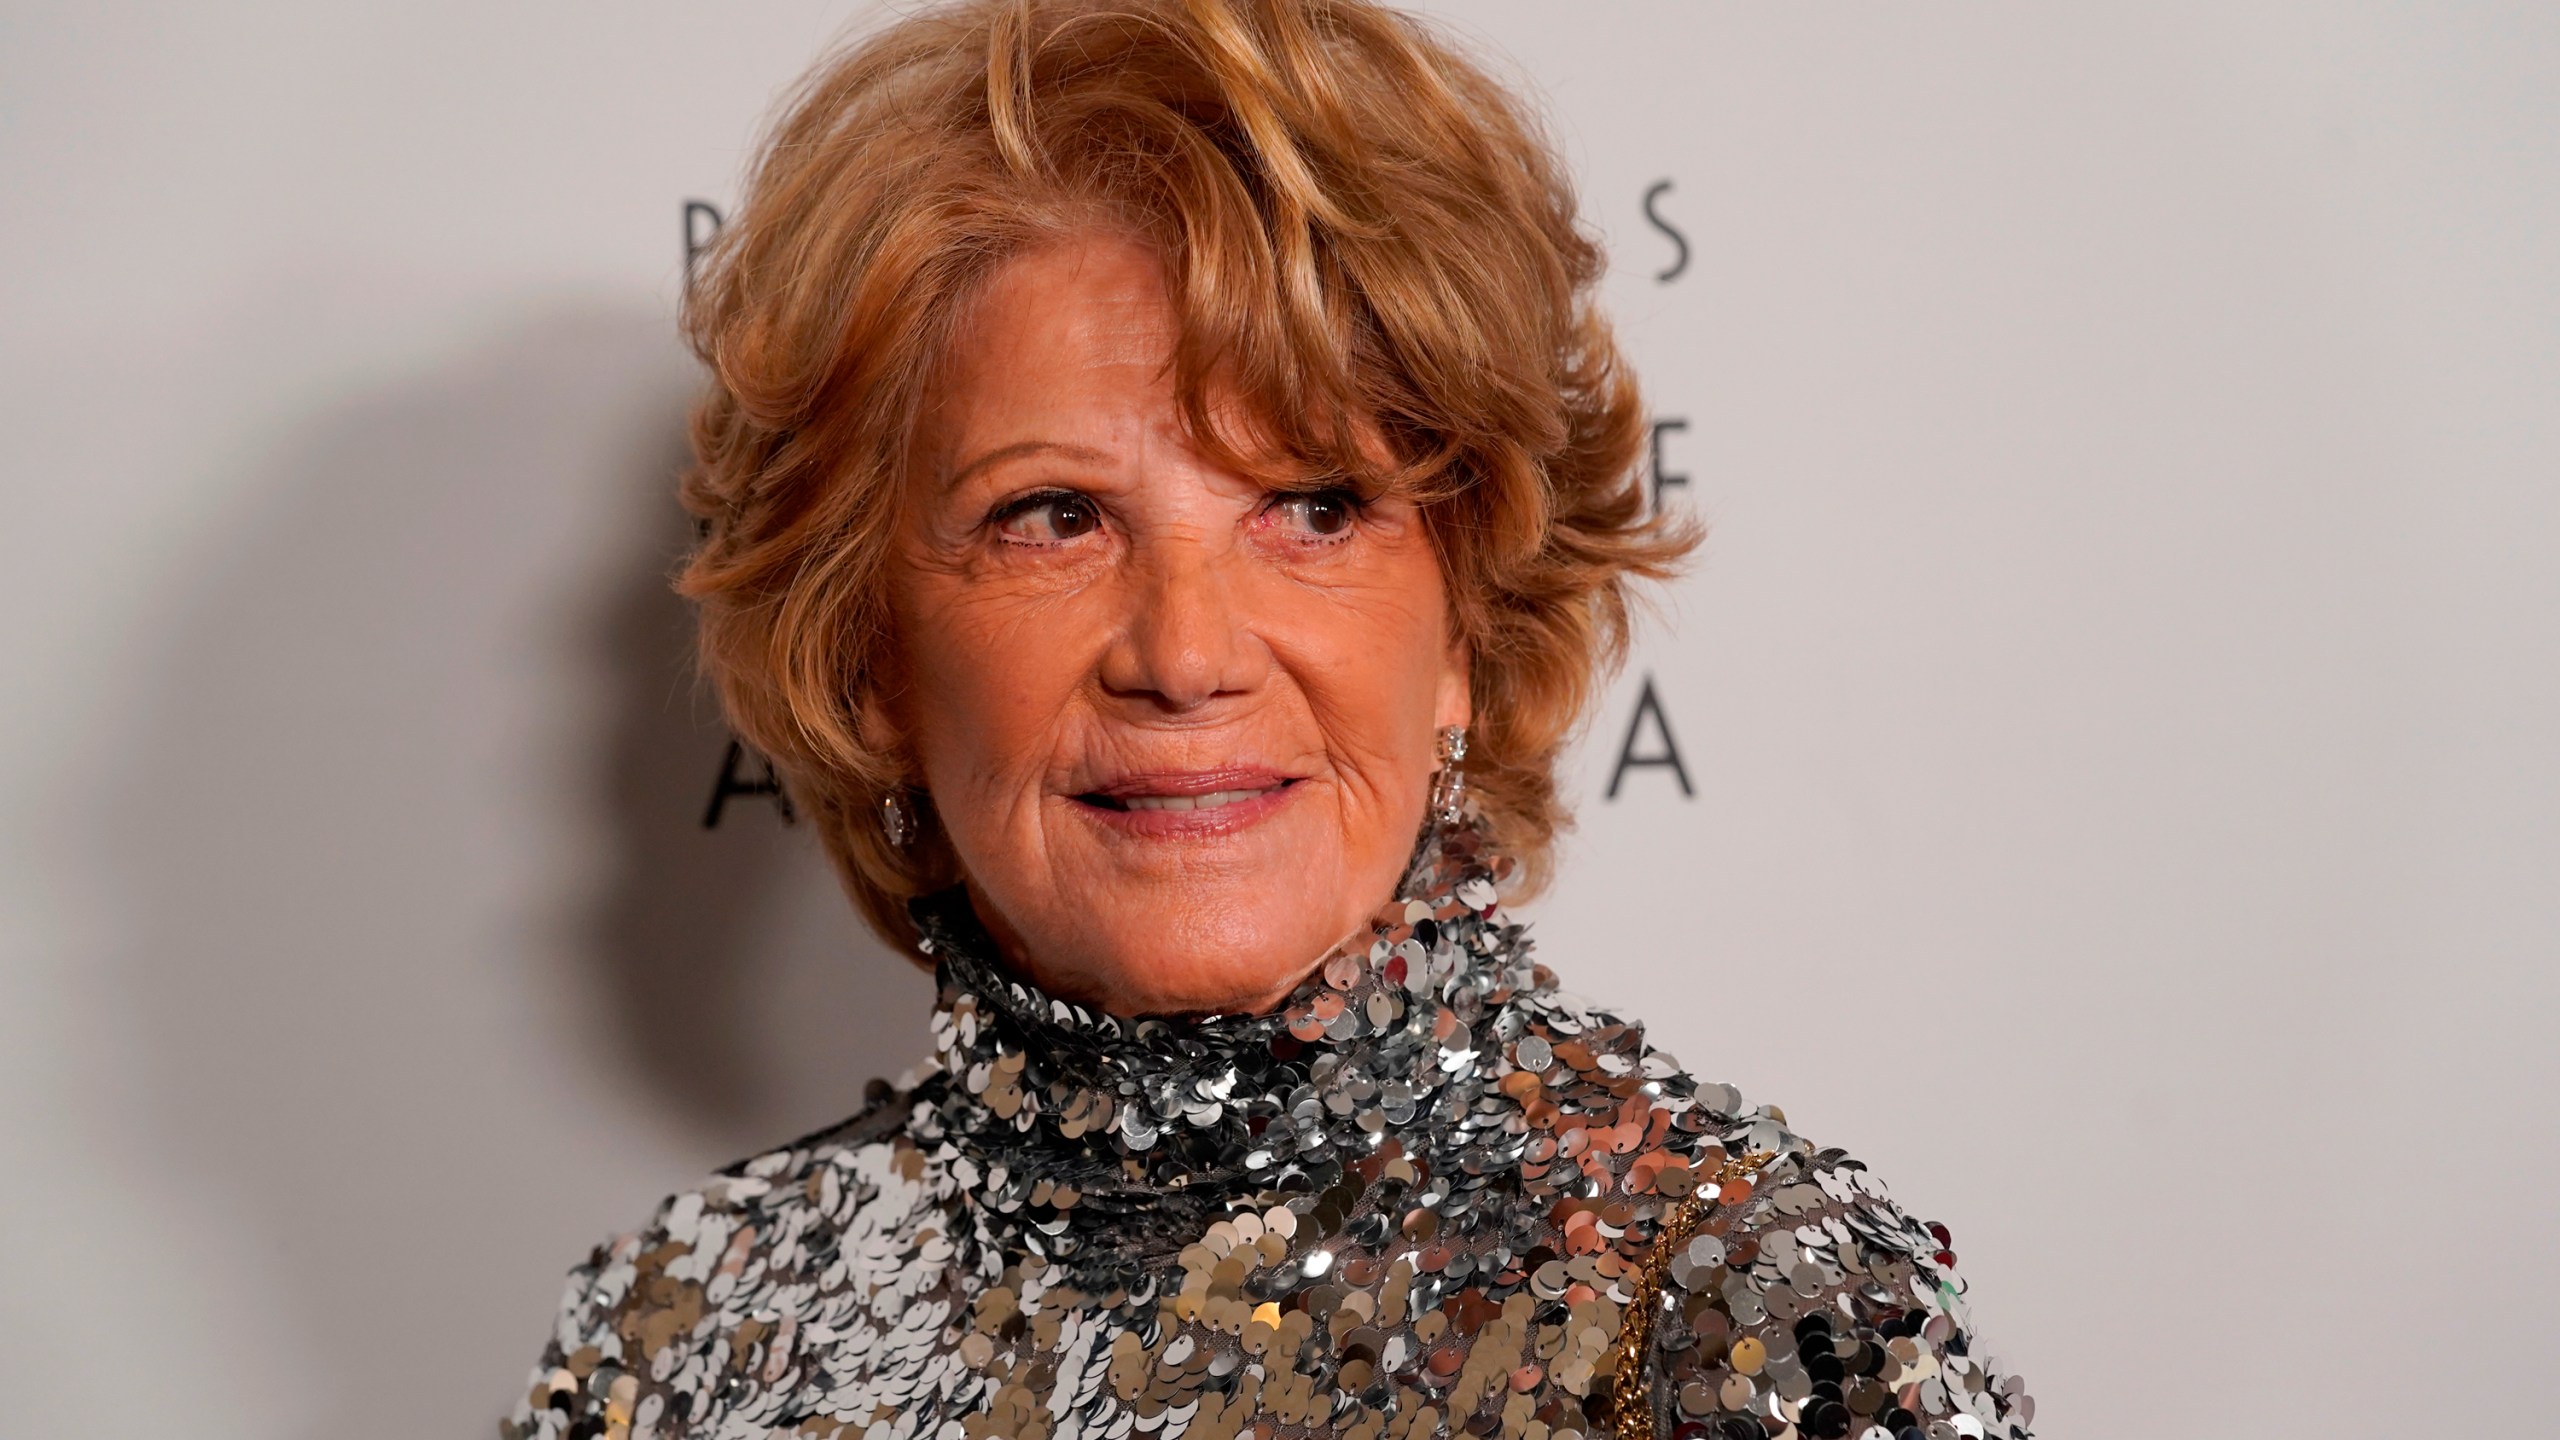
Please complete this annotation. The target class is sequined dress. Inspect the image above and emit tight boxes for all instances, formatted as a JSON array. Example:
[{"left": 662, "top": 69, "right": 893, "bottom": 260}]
[{"left": 508, "top": 824, "right": 2035, "bottom": 1440}]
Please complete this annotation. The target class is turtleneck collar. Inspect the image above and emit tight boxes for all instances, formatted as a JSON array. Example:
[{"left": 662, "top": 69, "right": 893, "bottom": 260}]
[{"left": 905, "top": 818, "right": 1533, "bottom": 1290}]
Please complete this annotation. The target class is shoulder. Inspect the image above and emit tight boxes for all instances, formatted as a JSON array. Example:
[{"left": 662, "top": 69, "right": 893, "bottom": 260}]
[
  {"left": 1652, "top": 1137, "right": 2036, "bottom": 1440},
  {"left": 501, "top": 1089, "right": 925, "bottom": 1440},
  {"left": 1498, "top": 986, "right": 2035, "bottom": 1438}
]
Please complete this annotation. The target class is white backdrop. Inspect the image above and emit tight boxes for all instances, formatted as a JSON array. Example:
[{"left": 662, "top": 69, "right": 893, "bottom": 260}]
[{"left": 4, "top": 4, "right": 2555, "bottom": 1437}]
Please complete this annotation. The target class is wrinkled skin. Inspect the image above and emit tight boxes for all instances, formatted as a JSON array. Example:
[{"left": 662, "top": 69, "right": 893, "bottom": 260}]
[{"left": 888, "top": 233, "right": 1469, "bottom": 1017}]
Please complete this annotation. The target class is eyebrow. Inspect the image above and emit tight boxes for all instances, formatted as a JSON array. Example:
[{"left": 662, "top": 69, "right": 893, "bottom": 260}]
[{"left": 943, "top": 440, "right": 1115, "bottom": 492}]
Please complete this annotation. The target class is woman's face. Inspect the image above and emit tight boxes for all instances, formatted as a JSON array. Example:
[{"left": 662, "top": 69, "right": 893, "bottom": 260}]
[{"left": 889, "top": 234, "right": 1468, "bottom": 1017}]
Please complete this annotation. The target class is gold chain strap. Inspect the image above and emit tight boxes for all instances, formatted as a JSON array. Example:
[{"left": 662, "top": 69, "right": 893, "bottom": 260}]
[{"left": 1603, "top": 1149, "right": 1777, "bottom": 1440}]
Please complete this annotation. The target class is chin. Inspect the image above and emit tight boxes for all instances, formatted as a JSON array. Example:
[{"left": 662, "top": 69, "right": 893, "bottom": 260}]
[{"left": 1083, "top": 901, "right": 1334, "bottom": 1017}]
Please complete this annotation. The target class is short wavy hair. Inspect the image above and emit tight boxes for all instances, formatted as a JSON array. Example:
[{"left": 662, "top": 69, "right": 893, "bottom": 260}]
[{"left": 679, "top": 0, "right": 1693, "bottom": 951}]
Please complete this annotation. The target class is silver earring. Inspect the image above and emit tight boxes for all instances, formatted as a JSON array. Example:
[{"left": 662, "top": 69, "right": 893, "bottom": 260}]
[
  {"left": 1429, "top": 725, "right": 1469, "bottom": 828},
  {"left": 879, "top": 790, "right": 916, "bottom": 848}
]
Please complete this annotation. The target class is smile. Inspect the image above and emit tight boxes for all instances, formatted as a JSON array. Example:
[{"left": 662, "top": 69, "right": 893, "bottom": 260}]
[{"left": 1068, "top": 771, "right": 1302, "bottom": 836}]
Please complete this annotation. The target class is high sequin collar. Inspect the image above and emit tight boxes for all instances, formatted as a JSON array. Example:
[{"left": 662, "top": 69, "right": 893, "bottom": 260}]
[{"left": 908, "top": 820, "right": 1524, "bottom": 1288}]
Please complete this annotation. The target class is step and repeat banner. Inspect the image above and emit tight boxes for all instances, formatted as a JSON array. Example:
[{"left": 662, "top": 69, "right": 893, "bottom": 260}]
[{"left": 4, "top": 4, "right": 2554, "bottom": 1438}]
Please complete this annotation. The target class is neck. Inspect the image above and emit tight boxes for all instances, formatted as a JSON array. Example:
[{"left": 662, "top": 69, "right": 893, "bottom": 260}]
[{"left": 902, "top": 816, "right": 1523, "bottom": 1288}]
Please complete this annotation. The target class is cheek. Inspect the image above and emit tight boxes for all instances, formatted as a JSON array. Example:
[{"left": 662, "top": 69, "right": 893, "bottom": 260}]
[
  {"left": 893, "top": 575, "right": 1100, "bottom": 787},
  {"left": 1271, "top": 547, "right": 1453, "bottom": 765}
]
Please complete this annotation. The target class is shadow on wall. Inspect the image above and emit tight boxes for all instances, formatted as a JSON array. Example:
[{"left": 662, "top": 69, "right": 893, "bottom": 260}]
[
  {"left": 95, "top": 304, "right": 929, "bottom": 1440},
  {"left": 580, "top": 358, "right": 930, "bottom": 1140}
]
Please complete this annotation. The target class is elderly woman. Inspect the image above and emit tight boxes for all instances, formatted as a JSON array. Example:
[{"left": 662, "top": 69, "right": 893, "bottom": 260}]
[{"left": 510, "top": 2, "right": 2033, "bottom": 1438}]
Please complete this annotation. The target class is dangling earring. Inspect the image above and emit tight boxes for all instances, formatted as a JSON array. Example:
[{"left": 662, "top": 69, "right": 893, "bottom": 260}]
[
  {"left": 1429, "top": 725, "right": 1469, "bottom": 828},
  {"left": 879, "top": 790, "right": 916, "bottom": 848}
]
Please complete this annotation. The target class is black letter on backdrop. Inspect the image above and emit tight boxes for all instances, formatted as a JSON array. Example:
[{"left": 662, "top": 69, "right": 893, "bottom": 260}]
[
  {"left": 704, "top": 738, "right": 796, "bottom": 828},
  {"left": 1649, "top": 418, "right": 1690, "bottom": 514},
  {"left": 1606, "top": 675, "right": 1694, "bottom": 800},
  {"left": 684, "top": 200, "right": 727, "bottom": 284},
  {"left": 1643, "top": 180, "right": 1688, "bottom": 284}
]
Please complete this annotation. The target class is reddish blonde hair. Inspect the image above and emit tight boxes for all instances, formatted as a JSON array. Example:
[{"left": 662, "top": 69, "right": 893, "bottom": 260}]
[{"left": 679, "top": 0, "right": 1694, "bottom": 950}]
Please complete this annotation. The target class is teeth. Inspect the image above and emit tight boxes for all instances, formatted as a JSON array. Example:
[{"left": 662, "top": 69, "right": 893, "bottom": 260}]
[{"left": 1123, "top": 789, "right": 1266, "bottom": 812}]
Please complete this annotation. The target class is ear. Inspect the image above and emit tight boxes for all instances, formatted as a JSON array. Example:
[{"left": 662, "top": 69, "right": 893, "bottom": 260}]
[{"left": 1432, "top": 637, "right": 1473, "bottom": 732}]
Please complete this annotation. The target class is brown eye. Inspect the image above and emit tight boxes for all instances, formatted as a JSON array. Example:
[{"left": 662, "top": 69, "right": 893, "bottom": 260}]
[
  {"left": 996, "top": 492, "right": 1100, "bottom": 543},
  {"left": 1275, "top": 490, "right": 1357, "bottom": 538}
]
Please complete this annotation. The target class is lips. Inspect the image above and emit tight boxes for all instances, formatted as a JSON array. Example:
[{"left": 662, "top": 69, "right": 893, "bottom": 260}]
[{"left": 1069, "top": 768, "right": 1303, "bottom": 836}]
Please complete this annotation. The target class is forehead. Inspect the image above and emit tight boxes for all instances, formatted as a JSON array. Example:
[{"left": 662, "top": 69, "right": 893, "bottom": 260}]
[
  {"left": 922, "top": 230, "right": 1342, "bottom": 491},
  {"left": 935, "top": 235, "right": 1178, "bottom": 432}
]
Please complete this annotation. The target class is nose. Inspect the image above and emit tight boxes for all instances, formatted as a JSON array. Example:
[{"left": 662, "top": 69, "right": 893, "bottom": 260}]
[{"left": 1097, "top": 541, "right": 1268, "bottom": 715}]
